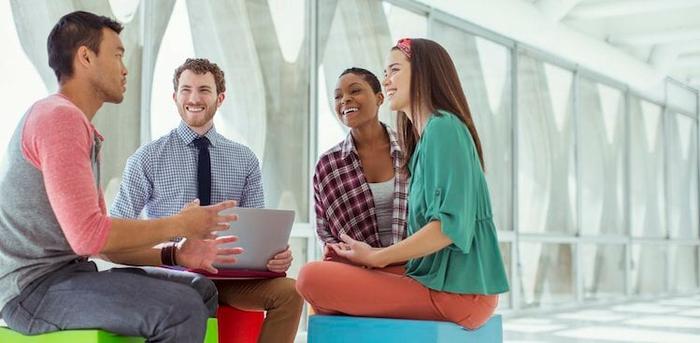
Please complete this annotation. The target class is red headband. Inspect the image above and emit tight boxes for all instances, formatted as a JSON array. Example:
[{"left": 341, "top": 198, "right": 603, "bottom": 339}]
[{"left": 396, "top": 38, "right": 412, "bottom": 59}]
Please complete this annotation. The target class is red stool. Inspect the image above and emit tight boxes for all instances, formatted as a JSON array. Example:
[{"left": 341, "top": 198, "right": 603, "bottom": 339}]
[{"left": 217, "top": 306, "right": 265, "bottom": 343}]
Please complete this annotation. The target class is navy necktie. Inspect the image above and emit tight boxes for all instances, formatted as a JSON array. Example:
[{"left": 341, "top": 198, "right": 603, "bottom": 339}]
[{"left": 193, "top": 136, "right": 211, "bottom": 206}]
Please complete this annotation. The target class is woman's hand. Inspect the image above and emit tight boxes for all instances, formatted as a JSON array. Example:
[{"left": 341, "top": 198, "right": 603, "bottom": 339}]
[
  {"left": 323, "top": 242, "right": 355, "bottom": 265},
  {"left": 329, "top": 234, "right": 385, "bottom": 268}
]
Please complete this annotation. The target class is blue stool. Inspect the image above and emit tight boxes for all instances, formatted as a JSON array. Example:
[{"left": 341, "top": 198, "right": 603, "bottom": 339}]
[{"left": 308, "top": 315, "right": 502, "bottom": 343}]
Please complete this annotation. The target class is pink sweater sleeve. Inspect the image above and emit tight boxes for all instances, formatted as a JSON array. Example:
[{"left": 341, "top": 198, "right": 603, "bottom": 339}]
[{"left": 21, "top": 102, "right": 112, "bottom": 256}]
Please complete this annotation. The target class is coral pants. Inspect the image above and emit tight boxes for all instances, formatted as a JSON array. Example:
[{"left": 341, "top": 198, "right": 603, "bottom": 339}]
[{"left": 296, "top": 261, "right": 498, "bottom": 330}]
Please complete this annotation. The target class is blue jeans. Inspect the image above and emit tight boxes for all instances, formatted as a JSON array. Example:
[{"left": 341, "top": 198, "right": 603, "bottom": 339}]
[{"left": 1, "top": 260, "right": 217, "bottom": 343}]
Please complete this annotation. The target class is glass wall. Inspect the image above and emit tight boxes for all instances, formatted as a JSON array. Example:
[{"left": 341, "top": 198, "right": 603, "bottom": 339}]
[
  {"left": 667, "top": 112, "right": 699, "bottom": 239},
  {"left": 499, "top": 242, "right": 513, "bottom": 309},
  {"left": 0, "top": 0, "right": 47, "bottom": 155},
  {"left": 630, "top": 98, "right": 666, "bottom": 238},
  {"left": 578, "top": 78, "right": 626, "bottom": 236},
  {"left": 670, "top": 246, "right": 699, "bottom": 292},
  {"left": 631, "top": 244, "right": 667, "bottom": 295},
  {"left": 517, "top": 54, "right": 576, "bottom": 235},
  {"left": 581, "top": 244, "right": 626, "bottom": 300},
  {"left": 519, "top": 242, "right": 575, "bottom": 307}
]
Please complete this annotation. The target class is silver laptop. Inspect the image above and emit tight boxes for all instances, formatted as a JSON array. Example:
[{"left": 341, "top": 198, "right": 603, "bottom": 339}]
[{"left": 214, "top": 208, "right": 294, "bottom": 270}]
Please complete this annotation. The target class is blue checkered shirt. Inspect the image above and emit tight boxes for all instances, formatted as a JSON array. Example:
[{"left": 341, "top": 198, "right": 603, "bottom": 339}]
[{"left": 110, "top": 121, "right": 264, "bottom": 219}]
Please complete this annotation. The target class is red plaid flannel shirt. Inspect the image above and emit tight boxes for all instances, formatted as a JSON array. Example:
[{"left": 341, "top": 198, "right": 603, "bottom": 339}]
[{"left": 313, "top": 124, "right": 408, "bottom": 248}]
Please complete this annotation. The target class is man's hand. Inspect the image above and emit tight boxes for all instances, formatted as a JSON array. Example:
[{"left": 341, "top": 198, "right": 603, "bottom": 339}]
[
  {"left": 266, "top": 245, "right": 293, "bottom": 273},
  {"left": 177, "top": 236, "right": 244, "bottom": 273},
  {"left": 176, "top": 199, "right": 238, "bottom": 239}
]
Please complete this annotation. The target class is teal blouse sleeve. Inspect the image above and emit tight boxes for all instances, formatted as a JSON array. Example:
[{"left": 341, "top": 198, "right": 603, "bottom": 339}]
[{"left": 420, "top": 113, "right": 481, "bottom": 254}]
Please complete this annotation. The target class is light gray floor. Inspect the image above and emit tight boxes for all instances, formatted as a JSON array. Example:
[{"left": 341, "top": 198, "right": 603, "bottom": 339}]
[{"left": 504, "top": 294, "right": 700, "bottom": 343}]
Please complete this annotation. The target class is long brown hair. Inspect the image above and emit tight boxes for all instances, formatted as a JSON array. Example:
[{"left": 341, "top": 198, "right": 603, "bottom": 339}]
[{"left": 393, "top": 38, "right": 484, "bottom": 173}]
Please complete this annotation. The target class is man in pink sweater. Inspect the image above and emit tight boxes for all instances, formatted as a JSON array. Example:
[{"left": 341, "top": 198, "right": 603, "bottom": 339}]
[{"left": 0, "top": 11, "right": 240, "bottom": 342}]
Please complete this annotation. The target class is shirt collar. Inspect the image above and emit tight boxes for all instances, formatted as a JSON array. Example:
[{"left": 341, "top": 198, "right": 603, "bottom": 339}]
[
  {"left": 176, "top": 121, "right": 220, "bottom": 147},
  {"left": 340, "top": 130, "right": 357, "bottom": 159},
  {"left": 93, "top": 129, "right": 104, "bottom": 142},
  {"left": 340, "top": 122, "right": 402, "bottom": 160},
  {"left": 386, "top": 124, "right": 402, "bottom": 159}
]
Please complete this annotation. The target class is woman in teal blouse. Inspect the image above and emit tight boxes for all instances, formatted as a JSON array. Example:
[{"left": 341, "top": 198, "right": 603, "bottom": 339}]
[{"left": 296, "top": 38, "right": 509, "bottom": 330}]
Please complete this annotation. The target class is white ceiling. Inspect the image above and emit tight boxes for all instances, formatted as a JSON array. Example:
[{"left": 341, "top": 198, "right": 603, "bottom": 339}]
[{"left": 529, "top": 0, "right": 700, "bottom": 89}]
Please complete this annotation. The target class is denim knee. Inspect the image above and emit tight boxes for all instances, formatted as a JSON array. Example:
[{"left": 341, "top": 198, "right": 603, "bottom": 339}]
[
  {"left": 189, "top": 274, "right": 218, "bottom": 315},
  {"left": 156, "top": 287, "right": 210, "bottom": 342}
]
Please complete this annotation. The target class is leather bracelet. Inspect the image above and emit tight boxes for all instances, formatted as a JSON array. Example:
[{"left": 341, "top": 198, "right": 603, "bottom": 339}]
[
  {"left": 160, "top": 244, "right": 170, "bottom": 266},
  {"left": 161, "top": 242, "right": 178, "bottom": 266},
  {"left": 171, "top": 242, "right": 178, "bottom": 266}
]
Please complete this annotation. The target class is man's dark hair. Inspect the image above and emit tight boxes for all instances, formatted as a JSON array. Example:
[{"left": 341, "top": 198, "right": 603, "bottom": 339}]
[
  {"left": 173, "top": 58, "right": 226, "bottom": 94},
  {"left": 47, "top": 11, "right": 123, "bottom": 82}
]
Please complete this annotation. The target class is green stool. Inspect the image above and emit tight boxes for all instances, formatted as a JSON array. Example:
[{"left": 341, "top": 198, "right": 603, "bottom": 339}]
[{"left": 0, "top": 317, "right": 218, "bottom": 343}]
